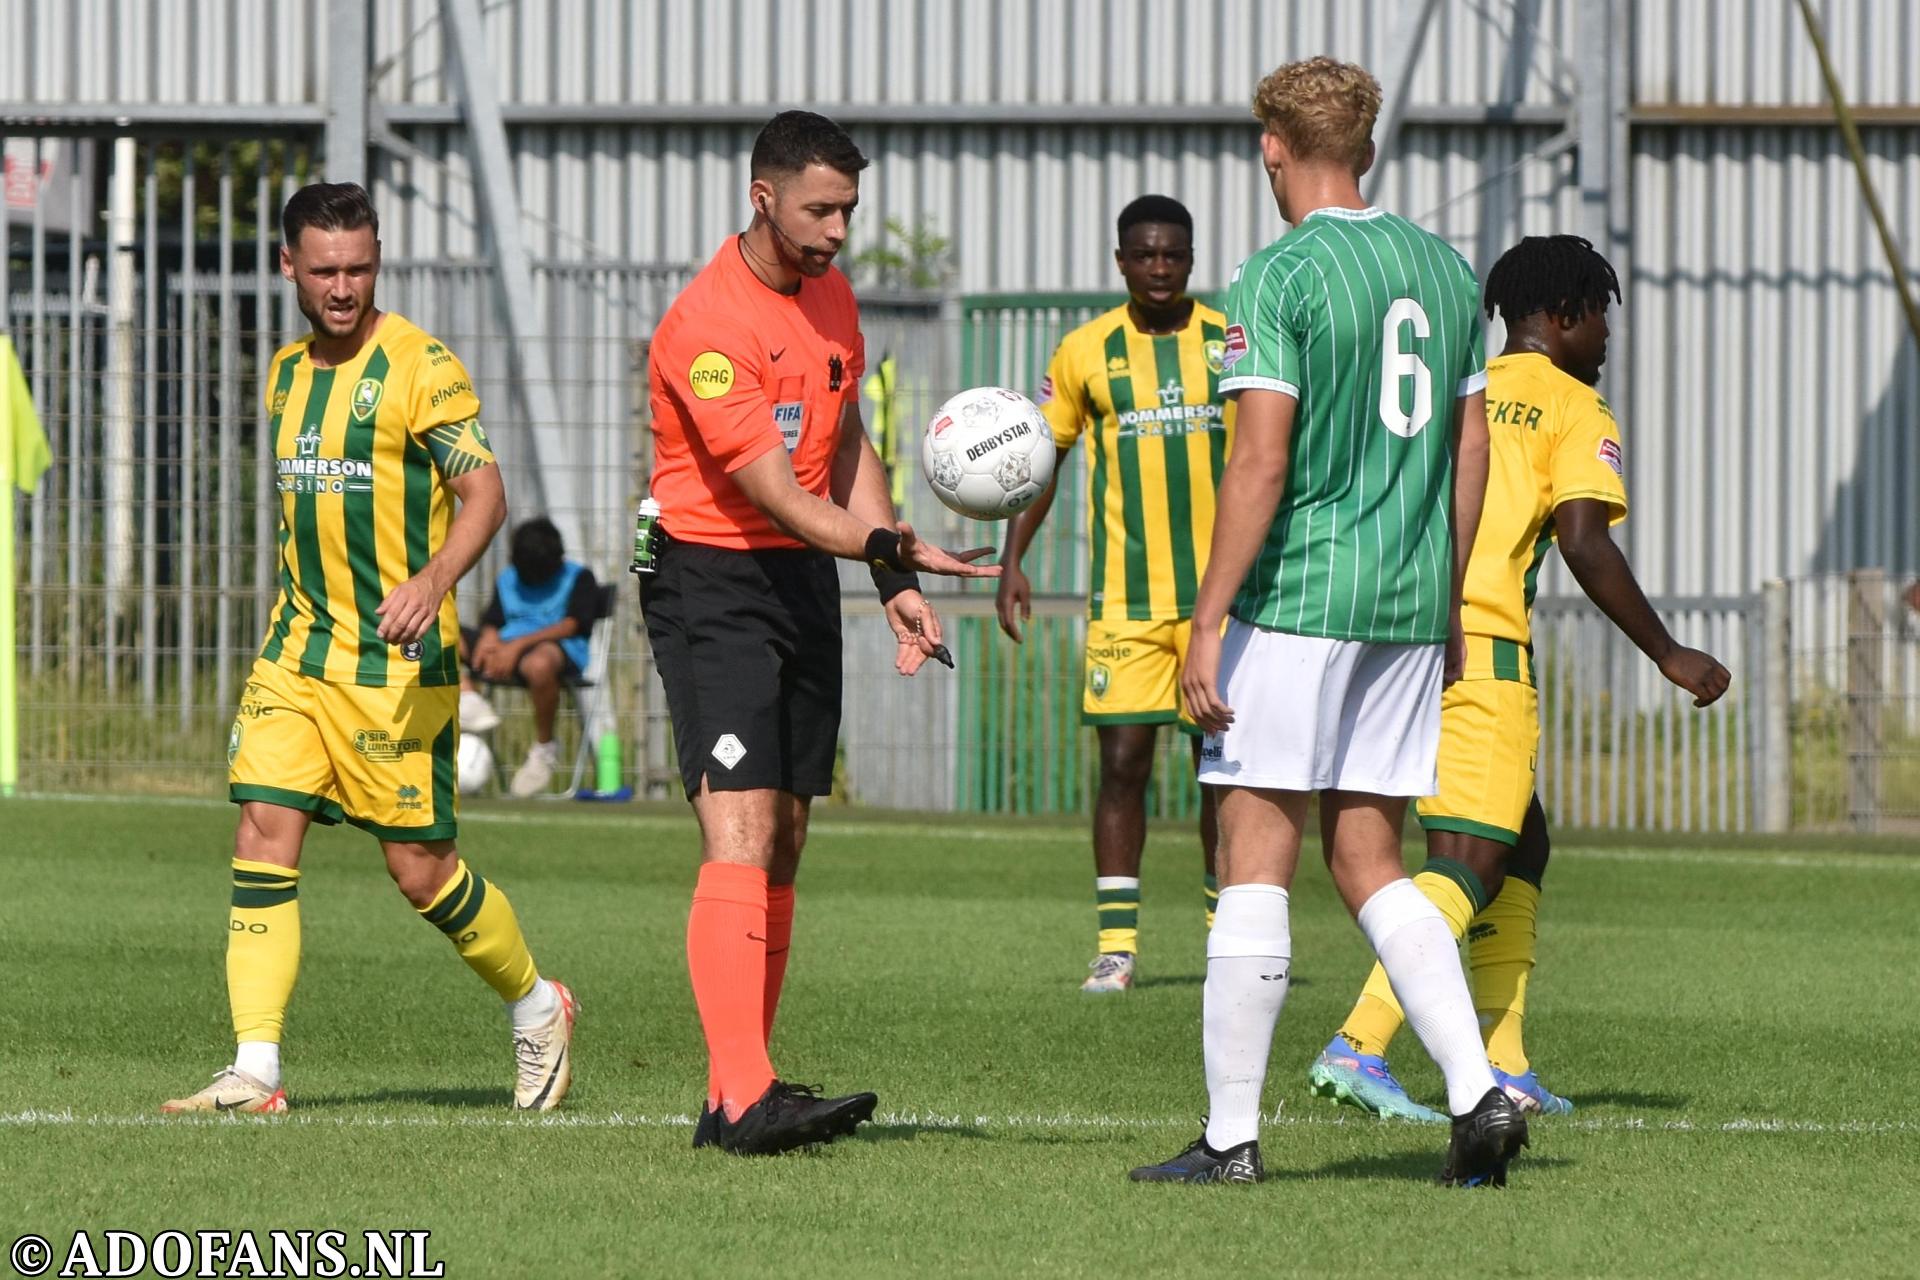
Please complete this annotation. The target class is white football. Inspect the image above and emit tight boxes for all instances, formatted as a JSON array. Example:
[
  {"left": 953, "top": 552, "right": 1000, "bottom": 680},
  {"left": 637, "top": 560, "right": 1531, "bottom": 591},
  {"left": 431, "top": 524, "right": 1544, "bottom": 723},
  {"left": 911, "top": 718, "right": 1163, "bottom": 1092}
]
[
  {"left": 920, "top": 386, "right": 1057, "bottom": 520},
  {"left": 456, "top": 733, "right": 494, "bottom": 796}
]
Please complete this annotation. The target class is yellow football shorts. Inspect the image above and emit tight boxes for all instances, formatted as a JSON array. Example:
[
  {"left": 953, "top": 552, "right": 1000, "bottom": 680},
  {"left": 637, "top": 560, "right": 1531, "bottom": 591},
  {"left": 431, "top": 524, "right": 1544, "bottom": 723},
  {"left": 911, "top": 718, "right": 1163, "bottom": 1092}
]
[
  {"left": 1082, "top": 617, "right": 1198, "bottom": 734},
  {"left": 228, "top": 656, "right": 460, "bottom": 841},
  {"left": 1415, "top": 674, "right": 1539, "bottom": 846}
]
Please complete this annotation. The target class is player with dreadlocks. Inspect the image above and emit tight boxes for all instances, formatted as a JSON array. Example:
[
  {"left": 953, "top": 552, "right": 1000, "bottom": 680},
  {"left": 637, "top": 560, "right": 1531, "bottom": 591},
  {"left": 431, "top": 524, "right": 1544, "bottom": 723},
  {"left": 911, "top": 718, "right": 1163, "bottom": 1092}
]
[{"left": 1306, "top": 234, "right": 1732, "bottom": 1121}]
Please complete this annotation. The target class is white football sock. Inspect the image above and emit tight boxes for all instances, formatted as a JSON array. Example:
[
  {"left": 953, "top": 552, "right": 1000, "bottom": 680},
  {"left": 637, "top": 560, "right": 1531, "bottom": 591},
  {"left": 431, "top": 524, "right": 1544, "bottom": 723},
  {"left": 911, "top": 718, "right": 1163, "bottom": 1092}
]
[
  {"left": 234, "top": 1040, "right": 281, "bottom": 1090},
  {"left": 1357, "top": 878, "right": 1497, "bottom": 1116},
  {"left": 1203, "top": 883, "right": 1291, "bottom": 1152},
  {"left": 507, "top": 976, "right": 561, "bottom": 1032}
]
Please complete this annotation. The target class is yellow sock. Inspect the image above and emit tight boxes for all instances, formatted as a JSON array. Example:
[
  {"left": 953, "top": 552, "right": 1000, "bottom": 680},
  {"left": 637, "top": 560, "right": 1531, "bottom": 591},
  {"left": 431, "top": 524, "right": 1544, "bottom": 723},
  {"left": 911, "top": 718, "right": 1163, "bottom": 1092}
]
[
  {"left": 419, "top": 859, "right": 539, "bottom": 1002},
  {"left": 1336, "top": 860, "right": 1486, "bottom": 1057},
  {"left": 1095, "top": 877, "right": 1140, "bottom": 955},
  {"left": 1470, "top": 877, "right": 1541, "bottom": 1074},
  {"left": 1203, "top": 874, "right": 1219, "bottom": 930},
  {"left": 228, "top": 858, "right": 301, "bottom": 1044}
]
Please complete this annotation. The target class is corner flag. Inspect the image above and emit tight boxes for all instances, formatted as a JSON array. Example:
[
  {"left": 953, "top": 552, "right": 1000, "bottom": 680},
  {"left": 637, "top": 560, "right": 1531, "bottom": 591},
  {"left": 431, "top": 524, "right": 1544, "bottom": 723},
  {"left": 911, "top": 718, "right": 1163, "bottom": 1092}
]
[{"left": 2, "top": 334, "right": 52, "bottom": 796}]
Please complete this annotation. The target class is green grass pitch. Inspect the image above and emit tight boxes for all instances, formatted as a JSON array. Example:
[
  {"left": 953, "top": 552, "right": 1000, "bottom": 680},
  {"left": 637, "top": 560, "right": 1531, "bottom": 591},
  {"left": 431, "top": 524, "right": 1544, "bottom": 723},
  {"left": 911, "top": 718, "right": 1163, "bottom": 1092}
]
[{"left": 6, "top": 795, "right": 1919, "bottom": 1276}]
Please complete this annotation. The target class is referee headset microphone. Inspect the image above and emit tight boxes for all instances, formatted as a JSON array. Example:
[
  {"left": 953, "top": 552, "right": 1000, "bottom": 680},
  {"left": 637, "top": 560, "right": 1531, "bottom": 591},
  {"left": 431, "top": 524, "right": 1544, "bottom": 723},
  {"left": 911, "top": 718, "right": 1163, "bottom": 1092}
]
[{"left": 757, "top": 193, "right": 830, "bottom": 267}]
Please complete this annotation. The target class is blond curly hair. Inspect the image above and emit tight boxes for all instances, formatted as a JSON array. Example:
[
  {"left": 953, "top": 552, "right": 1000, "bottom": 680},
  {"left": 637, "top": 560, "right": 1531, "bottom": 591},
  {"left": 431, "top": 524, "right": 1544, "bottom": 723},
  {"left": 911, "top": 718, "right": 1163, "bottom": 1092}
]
[{"left": 1251, "top": 57, "right": 1382, "bottom": 172}]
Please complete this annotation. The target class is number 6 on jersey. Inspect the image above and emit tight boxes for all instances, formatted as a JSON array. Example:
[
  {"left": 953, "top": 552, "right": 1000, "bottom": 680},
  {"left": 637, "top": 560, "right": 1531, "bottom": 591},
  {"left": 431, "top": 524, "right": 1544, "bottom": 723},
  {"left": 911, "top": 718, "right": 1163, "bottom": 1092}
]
[{"left": 1380, "top": 296, "right": 1433, "bottom": 438}]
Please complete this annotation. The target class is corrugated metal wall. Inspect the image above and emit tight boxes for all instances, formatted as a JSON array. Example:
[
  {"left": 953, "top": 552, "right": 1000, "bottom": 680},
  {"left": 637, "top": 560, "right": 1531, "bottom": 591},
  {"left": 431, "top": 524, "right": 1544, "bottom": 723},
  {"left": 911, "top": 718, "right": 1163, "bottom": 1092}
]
[
  {"left": 1633, "top": 0, "right": 1920, "bottom": 104},
  {"left": 1627, "top": 125, "right": 1920, "bottom": 592},
  {"left": 5, "top": 0, "right": 1919, "bottom": 597},
  {"left": 363, "top": 0, "right": 1577, "bottom": 108},
  {"left": 14, "top": 1, "right": 1916, "bottom": 110}
]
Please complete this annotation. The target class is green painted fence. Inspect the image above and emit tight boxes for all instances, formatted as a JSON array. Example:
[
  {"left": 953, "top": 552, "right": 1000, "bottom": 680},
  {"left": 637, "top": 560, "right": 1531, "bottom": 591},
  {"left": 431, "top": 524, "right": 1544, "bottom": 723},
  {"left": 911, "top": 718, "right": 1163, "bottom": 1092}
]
[{"left": 949, "top": 292, "right": 1222, "bottom": 820}]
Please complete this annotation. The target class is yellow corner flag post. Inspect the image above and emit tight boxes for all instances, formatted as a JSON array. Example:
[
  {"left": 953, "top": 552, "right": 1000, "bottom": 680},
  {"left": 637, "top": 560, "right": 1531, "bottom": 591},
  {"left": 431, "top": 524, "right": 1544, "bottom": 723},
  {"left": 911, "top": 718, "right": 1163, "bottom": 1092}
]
[
  {"left": 863, "top": 353, "right": 904, "bottom": 508},
  {"left": 1, "top": 334, "right": 54, "bottom": 796}
]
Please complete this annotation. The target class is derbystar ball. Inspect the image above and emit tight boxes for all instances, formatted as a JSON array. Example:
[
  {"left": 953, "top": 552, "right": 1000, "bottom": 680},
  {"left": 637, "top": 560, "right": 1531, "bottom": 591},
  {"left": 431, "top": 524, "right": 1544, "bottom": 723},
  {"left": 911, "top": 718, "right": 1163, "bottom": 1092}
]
[{"left": 920, "top": 386, "right": 1057, "bottom": 520}]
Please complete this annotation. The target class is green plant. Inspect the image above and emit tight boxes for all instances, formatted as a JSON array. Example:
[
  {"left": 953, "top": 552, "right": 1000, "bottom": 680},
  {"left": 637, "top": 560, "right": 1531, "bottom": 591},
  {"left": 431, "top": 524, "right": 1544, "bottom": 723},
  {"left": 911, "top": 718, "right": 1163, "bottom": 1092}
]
[{"left": 850, "top": 217, "right": 955, "bottom": 290}]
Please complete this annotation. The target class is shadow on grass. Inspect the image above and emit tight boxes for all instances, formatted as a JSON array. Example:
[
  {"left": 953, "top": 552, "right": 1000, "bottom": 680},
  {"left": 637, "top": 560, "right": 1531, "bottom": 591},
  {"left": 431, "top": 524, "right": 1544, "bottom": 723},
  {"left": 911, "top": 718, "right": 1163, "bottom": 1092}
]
[
  {"left": 303, "top": 1087, "right": 509, "bottom": 1110},
  {"left": 1576, "top": 1090, "right": 1689, "bottom": 1111},
  {"left": 1269, "top": 1150, "right": 1575, "bottom": 1183},
  {"left": 1131, "top": 975, "right": 1312, "bottom": 991},
  {"left": 853, "top": 1121, "right": 990, "bottom": 1143}
]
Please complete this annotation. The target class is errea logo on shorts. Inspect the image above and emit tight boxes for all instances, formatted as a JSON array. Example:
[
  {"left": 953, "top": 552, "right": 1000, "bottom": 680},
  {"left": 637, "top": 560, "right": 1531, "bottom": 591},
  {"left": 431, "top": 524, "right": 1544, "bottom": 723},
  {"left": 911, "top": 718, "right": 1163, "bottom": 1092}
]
[{"left": 711, "top": 734, "right": 747, "bottom": 770}]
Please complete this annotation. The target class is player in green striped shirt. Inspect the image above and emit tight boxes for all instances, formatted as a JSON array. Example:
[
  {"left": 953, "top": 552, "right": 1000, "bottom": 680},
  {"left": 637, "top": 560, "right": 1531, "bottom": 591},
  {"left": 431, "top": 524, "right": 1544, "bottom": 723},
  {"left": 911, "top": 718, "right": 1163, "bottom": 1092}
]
[{"left": 1130, "top": 57, "right": 1522, "bottom": 1190}]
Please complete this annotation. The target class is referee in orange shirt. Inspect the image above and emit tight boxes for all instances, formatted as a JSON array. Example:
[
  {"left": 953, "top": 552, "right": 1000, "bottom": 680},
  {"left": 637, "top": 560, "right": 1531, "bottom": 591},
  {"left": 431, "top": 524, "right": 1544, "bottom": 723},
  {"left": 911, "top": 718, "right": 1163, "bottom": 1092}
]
[{"left": 644, "top": 110, "right": 997, "bottom": 1155}]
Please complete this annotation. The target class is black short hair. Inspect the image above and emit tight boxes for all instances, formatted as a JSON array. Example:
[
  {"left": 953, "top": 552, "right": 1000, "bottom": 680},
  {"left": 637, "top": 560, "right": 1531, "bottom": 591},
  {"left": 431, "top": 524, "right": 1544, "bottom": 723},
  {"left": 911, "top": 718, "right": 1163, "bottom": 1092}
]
[
  {"left": 1484, "top": 234, "right": 1621, "bottom": 324},
  {"left": 509, "top": 517, "right": 566, "bottom": 585},
  {"left": 281, "top": 181, "right": 379, "bottom": 249},
  {"left": 1117, "top": 195, "right": 1194, "bottom": 245},
  {"left": 750, "top": 110, "right": 869, "bottom": 182}
]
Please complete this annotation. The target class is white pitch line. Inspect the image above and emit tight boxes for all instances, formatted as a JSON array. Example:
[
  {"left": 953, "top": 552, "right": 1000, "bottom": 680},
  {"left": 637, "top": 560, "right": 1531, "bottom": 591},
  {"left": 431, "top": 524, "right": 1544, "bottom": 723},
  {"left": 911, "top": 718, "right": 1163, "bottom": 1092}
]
[
  {"left": 12, "top": 793, "right": 1920, "bottom": 872},
  {"left": 2, "top": 1107, "right": 1914, "bottom": 1137}
]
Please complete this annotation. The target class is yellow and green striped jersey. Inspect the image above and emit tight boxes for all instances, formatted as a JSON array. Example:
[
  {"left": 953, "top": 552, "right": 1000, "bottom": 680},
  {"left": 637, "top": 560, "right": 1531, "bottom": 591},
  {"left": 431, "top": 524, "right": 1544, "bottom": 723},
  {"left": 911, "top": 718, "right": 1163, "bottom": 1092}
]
[
  {"left": 1037, "top": 302, "right": 1235, "bottom": 622},
  {"left": 257, "top": 314, "right": 495, "bottom": 688}
]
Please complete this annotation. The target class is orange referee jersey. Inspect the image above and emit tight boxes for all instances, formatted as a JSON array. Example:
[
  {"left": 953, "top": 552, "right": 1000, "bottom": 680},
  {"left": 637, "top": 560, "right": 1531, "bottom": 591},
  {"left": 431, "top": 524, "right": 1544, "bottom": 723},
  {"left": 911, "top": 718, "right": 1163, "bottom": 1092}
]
[{"left": 648, "top": 236, "right": 866, "bottom": 550}]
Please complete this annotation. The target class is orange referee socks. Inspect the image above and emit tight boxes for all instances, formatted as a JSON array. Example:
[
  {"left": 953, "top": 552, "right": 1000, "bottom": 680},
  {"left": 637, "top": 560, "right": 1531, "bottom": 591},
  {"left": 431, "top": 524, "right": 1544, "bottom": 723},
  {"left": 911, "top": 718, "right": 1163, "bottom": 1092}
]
[
  {"left": 688, "top": 862, "right": 776, "bottom": 1120},
  {"left": 763, "top": 883, "right": 795, "bottom": 1046}
]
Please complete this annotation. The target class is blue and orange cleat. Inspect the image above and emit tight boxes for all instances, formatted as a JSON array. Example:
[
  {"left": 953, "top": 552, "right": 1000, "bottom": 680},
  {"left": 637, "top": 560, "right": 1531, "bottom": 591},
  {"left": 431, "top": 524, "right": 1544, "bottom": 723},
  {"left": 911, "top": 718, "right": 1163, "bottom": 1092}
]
[
  {"left": 1493, "top": 1066, "right": 1573, "bottom": 1116},
  {"left": 1307, "top": 1035, "right": 1447, "bottom": 1124}
]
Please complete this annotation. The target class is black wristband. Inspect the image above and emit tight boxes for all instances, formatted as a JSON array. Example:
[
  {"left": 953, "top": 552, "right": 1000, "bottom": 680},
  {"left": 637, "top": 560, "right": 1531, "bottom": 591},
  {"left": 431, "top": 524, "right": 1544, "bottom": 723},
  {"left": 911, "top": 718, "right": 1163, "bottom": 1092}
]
[
  {"left": 870, "top": 565, "right": 922, "bottom": 605},
  {"left": 863, "top": 528, "right": 907, "bottom": 572}
]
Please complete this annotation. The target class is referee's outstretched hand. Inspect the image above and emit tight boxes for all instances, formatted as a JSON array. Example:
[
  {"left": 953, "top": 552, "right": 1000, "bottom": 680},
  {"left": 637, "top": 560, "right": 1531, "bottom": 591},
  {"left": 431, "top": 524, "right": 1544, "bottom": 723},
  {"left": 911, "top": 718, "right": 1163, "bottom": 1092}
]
[
  {"left": 896, "top": 522, "right": 1001, "bottom": 578},
  {"left": 886, "top": 590, "right": 948, "bottom": 677}
]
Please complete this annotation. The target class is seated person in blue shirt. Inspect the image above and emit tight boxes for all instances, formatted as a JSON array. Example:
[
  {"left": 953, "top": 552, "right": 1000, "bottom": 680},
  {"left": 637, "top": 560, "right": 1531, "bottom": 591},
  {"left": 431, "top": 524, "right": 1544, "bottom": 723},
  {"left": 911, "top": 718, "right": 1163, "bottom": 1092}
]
[{"left": 459, "top": 517, "right": 602, "bottom": 796}]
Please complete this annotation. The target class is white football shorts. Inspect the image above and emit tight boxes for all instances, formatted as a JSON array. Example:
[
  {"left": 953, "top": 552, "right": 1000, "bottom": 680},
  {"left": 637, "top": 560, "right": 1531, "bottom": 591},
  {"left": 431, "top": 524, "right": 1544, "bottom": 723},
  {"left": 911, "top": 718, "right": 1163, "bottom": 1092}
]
[{"left": 1196, "top": 619, "right": 1443, "bottom": 796}]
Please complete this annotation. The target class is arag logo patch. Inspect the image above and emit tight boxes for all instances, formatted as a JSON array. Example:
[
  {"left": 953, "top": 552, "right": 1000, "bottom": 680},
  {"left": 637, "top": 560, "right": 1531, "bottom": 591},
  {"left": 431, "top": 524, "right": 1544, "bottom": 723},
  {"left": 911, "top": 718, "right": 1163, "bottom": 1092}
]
[
  {"left": 351, "top": 377, "right": 385, "bottom": 424},
  {"left": 689, "top": 351, "right": 736, "bottom": 400}
]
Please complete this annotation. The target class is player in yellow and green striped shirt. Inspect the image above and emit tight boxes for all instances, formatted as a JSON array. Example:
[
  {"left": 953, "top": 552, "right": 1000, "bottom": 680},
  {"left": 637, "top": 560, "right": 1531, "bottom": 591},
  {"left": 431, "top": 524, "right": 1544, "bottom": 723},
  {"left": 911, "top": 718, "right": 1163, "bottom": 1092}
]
[
  {"left": 163, "top": 182, "right": 576, "bottom": 1119},
  {"left": 997, "top": 195, "right": 1234, "bottom": 993}
]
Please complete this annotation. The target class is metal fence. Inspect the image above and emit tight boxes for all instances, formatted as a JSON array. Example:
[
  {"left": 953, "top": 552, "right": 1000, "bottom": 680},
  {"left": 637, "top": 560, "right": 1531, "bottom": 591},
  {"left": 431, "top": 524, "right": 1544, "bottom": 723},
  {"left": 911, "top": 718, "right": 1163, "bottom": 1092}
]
[
  {"left": 6, "top": 217, "right": 1913, "bottom": 834},
  {"left": 1781, "top": 569, "right": 1920, "bottom": 833}
]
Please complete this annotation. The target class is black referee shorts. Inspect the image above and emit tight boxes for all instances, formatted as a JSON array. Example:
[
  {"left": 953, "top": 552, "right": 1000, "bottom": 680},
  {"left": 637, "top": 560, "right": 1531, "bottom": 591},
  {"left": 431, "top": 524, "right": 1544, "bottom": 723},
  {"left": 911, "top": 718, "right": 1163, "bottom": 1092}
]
[{"left": 639, "top": 537, "right": 842, "bottom": 799}]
